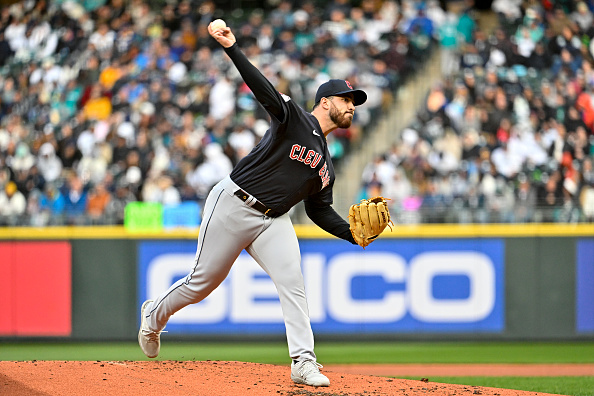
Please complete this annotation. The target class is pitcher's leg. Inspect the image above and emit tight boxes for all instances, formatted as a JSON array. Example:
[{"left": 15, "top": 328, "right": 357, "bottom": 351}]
[
  {"left": 145, "top": 186, "right": 255, "bottom": 332},
  {"left": 246, "top": 214, "right": 316, "bottom": 362}
]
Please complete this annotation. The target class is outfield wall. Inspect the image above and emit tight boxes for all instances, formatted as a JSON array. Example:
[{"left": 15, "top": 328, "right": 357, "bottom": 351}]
[{"left": 0, "top": 225, "right": 593, "bottom": 341}]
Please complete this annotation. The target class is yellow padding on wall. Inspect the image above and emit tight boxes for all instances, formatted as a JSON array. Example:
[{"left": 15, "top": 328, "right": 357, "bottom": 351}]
[{"left": 0, "top": 224, "right": 592, "bottom": 240}]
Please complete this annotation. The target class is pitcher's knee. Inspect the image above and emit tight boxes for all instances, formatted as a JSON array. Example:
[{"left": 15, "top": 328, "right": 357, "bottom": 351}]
[{"left": 181, "top": 278, "right": 223, "bottom": 304}]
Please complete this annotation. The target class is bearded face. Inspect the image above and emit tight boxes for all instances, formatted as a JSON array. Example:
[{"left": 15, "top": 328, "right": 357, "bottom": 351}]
[{"left": 328, "top": 98, "right": 354, "bottom": 129}]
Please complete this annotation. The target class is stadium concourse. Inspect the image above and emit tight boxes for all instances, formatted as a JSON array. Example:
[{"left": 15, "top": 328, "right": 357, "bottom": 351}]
[{"left": 0, "top": 0, "right": 592, "bottom": 227}]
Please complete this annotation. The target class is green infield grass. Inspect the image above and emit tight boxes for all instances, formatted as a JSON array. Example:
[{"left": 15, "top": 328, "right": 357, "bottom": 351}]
[
  {"left": 1, "top": 341, "right": 593, "bottom": 395},
  {"left": 2, "top": 341, "right": 594, "bottom": 364}
]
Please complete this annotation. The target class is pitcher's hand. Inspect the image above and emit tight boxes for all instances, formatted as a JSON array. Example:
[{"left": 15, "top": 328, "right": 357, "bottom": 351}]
[{"left": 208, "top": 21, "right": 236, "bottom": 49}]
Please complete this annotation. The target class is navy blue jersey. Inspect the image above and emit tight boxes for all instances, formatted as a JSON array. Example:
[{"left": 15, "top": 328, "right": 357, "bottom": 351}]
[
  {"left": 226, "top": 44, "right": 334, "bottom": 215},
  {"left": 231, "top": 96, "right": 335, "bottom": 215},
  {"left": 224, "top": 43, "right": 355, "bottom": 243}
]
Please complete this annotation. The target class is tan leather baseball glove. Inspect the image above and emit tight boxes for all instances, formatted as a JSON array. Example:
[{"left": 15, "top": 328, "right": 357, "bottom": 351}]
[{"left": 348, "top": 196, "right": 393, "bottom": 248}]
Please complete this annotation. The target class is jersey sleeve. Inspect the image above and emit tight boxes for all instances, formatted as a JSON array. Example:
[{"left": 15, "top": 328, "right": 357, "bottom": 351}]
[
  {"left": 305, "top": 180, "right": 334, "bottom": 207},
  {"left": 224, "top": 43, "right": 287, "bottom": 123},
  {"left": 304, "top": 199, "right": 356, "bottom": 244}
]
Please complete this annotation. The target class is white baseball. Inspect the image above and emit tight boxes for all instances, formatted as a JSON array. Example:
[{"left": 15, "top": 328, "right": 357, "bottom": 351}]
[{"left": 211, "top": 19, "right": 226, "bottom": 30}]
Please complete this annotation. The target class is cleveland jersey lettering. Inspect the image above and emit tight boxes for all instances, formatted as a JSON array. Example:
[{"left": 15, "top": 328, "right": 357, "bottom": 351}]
[
  {"left": 289, "top": 144, "right": 323, "bottom": 168},
  {"left": 319, "top": 162, "right": 330, "bottom": 189}
]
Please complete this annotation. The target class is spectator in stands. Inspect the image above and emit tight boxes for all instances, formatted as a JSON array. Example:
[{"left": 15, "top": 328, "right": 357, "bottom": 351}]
[
  {"left": 37, "top": 142, "right": 63, "bottom": 183},
  {"left": 82, "top": 84, "right": 113, "bottom": 121},
  {"left": 492, "top": 0, "right": 522, "bottom": 34},
  {"left": 87, "top": 181, "right": 112, "bottom": 223},
  {"left": 62, "top": 174, "right": 89, "bottom": 225},
  {"left": 186, "top": 142, "right": 232, "bottom": 202},
  {"left": 89, "top": 22, "right": 115, "bottom": 55},
  {"left": 228, "top": 121, "right": 256, "bottom": 162},
  {"left": 0, "top": 181, "right": 26, "bottom": 224},
  {"left": 105, "top": 179, "right": 135, "bottom": 224},
  {"left": 209, "top": 74, "right": 235, "bottom": 121},
  {"left": 437, "top": 11, "right": 460, "bottom": 77},
  {"left": 39, "top": 182, "right": 65, "bottom": 224},
  {"left": 142, "top": 174, "right": 181, "bottom": 206}
]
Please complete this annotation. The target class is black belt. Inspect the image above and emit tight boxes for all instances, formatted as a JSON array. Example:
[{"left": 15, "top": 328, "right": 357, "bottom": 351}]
[{"left": 234, "top": 189, "right": 280, "bottom": 217}]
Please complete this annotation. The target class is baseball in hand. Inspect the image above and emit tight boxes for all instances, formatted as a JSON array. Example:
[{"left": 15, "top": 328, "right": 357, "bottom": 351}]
[{"left": 210, "top": 19, "right": 226, "bottom": 30}]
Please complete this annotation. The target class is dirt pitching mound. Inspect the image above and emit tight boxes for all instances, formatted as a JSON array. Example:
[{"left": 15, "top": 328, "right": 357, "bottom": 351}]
[{"left": 0, "top": 360, "right": 566, "bottom": 396}]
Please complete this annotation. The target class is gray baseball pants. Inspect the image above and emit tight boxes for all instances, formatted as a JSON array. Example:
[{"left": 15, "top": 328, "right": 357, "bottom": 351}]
[{"left": 144, "top": 175, "right": 316, "bottom": 362}]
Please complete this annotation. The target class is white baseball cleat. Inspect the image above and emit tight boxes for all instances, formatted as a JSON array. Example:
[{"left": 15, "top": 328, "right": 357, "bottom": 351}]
[
  {"left": 138, "top": 299, "right": 165, "bottom": 358},
  {"left": 291, "top": 360, "right": 330, "bottom": 387}
]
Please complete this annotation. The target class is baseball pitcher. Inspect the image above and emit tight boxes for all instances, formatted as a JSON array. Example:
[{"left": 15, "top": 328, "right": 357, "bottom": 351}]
[{"left": 138, "top": 20, "right": 391, "bottom": 387}]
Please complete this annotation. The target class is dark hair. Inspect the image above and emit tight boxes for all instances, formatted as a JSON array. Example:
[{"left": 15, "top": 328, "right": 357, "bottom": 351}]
[{"left": 312, "top": 96, "right": 334, "bottom": 110}]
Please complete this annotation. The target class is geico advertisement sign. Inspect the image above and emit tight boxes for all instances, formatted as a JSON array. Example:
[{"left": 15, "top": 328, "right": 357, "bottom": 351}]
[{"left": 138, "top": 239, "right": 504, "bottom": 333}]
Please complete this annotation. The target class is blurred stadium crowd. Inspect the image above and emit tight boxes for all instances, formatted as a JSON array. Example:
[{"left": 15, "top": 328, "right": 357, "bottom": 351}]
[
  {"left": 0, "top": 0, "right": 428, "bottom": 226},
  {"left": 360, "top": 0, "right": 594, "bottom": 224},
  {"left": 1, "top": 0, "right": 592, "bottom": 227}
]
